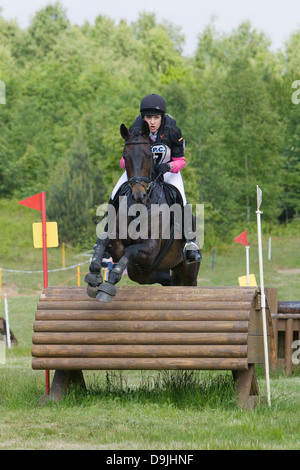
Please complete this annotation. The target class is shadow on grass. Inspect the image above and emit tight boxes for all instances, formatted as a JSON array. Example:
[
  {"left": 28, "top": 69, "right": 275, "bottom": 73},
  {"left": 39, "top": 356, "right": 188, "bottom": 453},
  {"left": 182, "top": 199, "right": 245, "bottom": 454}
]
[{"left": 59, "top": 370, "right": 238, "bottom": 410}]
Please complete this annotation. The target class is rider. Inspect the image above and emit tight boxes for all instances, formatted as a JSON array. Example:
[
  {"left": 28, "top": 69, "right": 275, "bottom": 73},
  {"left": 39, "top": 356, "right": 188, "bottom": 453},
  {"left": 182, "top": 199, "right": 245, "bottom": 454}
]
[
  {"left": 111, "top": 94, "right": 187, "bottom": 205},
  {"left": 87, "top": 94, "right": 201, "bottom": 285}
]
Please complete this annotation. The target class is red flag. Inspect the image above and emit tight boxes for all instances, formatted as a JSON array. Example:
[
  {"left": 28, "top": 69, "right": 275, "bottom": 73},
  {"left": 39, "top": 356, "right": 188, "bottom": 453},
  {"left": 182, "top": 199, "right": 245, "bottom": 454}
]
[
  {"left": 18, "top": 192, "right": 42, "bottom": 211},
  {"left": 234, "top": 230, "right": 248, "bottom": 246}
]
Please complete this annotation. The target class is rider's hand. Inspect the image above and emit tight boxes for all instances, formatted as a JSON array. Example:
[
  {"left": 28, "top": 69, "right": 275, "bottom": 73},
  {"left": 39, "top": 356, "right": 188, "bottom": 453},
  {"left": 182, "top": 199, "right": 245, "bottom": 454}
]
[{"left": 155, "top": 163, "right": 171, "bottom": 175}]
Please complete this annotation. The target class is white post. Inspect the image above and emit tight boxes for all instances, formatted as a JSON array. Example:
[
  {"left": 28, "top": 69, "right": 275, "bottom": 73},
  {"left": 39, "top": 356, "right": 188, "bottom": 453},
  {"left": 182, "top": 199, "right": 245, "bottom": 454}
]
[
  {"left": 0, "top": 334, "right": 5, "bottom": 364},
  {"left": 4, "top": 293, "right": 11, "bottom": 349},
  {"left": 256, "top": 186, "right": 271, "bottom": 406},
  {"left": 245, "top": 245, "right": 250, "bottom": 286}
]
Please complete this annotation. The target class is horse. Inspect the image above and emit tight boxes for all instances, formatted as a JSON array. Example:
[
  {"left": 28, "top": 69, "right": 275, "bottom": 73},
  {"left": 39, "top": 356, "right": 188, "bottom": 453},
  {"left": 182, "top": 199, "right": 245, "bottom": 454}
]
[{"left": 86, "top": 120, "right": 200, "bottom": 302}]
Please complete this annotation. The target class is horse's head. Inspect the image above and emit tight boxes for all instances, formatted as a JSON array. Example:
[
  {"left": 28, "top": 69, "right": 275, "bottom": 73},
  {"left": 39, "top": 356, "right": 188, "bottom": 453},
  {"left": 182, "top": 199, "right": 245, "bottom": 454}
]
[{"left": 120, "top": 121, "right": 153, "bottom": 204}]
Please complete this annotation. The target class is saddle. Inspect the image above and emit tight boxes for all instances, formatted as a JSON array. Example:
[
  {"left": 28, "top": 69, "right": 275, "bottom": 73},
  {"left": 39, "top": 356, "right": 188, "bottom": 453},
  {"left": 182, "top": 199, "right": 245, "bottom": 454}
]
[
  {"left": 105, "top": 179, "right": 183, "bottom": 271},
  {"left": 160, "top": 181, "right": 183, "bottom": 207},
  {"left": 109, "top": 178, "right": 183, "bottom": 211}
]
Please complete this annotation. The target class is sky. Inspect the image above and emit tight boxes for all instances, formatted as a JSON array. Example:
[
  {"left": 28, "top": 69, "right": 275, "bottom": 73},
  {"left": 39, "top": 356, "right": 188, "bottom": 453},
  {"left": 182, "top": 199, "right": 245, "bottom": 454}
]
[{"left": 0, "top": 0, "right": 300, "bottom": 55}]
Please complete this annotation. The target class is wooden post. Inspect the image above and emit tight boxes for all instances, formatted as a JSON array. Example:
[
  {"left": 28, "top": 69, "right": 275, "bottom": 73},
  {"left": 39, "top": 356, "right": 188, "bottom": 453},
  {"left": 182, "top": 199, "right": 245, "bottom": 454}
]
[
  {"left": 49, "top": 370, "right": 86, "bottom": 402},
  {"left": 285, "top": 318, "right": 294, "bottom": 376},
  {"left": 232, "top": 365, "right": 260, "bottom": 409}
]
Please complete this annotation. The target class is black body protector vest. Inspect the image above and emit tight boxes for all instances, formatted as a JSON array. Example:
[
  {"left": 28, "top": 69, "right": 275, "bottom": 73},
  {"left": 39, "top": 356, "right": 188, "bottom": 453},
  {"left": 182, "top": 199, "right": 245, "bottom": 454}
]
[{"left": 129, "top": 114, "right": 185, "bottom": 166}]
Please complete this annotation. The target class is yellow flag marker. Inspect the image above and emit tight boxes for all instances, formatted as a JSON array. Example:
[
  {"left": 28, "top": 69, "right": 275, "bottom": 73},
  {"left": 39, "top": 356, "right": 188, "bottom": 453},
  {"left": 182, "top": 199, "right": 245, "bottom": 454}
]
[
  {"left": 238, "top": 274, "right": 257, "bottom": 287},
  {"left": 32, "top": 222, "right": 58, "bottom": 248}
]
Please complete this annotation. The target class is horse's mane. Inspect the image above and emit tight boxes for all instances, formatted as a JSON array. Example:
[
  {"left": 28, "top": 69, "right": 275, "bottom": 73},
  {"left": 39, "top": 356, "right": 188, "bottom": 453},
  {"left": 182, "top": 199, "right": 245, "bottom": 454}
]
[
  {"left": 129, "top": 125, "right": 150, "bottom": 142},
  {"left": 131, "top": 128, "right": 141, "bottom": 138}
]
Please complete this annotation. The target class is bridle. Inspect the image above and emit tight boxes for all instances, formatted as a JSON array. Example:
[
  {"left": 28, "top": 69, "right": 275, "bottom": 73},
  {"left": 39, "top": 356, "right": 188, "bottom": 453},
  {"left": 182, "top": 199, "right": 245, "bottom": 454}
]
[{"left": 124, "top": 140, "right": 152, "bottom": 189}]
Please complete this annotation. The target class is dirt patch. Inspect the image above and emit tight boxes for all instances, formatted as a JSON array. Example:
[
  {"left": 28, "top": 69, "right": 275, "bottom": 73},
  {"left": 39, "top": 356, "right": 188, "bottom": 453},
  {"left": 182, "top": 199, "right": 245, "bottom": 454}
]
[
  {"left": 1, "top": 283, "right": 19, "bottom": 296},
  {"left": 276, "top": 268, "right": 300, "bottom": 275},
  {"left": 1, "top": 283, "right": 41, "bottom": 298}
]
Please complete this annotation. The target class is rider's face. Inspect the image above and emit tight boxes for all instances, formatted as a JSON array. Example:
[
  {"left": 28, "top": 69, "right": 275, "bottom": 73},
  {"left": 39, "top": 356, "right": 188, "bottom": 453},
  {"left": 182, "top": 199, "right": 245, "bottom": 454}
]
[{"left": 144, "top": 114, "right": 162, "bottom": 134}]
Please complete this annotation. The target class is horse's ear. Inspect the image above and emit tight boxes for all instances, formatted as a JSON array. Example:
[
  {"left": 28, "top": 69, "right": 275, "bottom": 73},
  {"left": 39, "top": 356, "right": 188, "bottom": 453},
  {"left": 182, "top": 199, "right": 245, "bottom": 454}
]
[
  {"left": 142, "top": 119, "right": 149, "bottom": 138},
  {"left": 120, "top": 124, "right": 129, "bottom": 140}
]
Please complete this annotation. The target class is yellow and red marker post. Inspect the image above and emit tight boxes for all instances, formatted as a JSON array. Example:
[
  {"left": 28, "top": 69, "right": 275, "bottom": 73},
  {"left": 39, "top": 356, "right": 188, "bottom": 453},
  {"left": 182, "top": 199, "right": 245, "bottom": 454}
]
[{"left": 18, "top": 191, "right": 58, "bottom": 395}]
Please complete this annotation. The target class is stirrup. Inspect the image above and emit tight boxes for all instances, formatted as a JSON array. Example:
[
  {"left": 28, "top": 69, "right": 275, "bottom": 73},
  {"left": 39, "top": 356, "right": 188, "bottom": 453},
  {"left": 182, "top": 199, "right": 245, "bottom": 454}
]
[{"left": 183, "top": 241, "right": 202, "bottom": 264}]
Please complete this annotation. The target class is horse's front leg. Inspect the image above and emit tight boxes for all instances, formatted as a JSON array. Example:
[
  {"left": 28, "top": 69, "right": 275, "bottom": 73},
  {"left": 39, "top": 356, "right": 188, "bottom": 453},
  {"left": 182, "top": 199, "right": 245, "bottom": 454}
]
[
  {"left": 96, "top": 253, "right": 129, "bottom": 302},
  {"left": 96, "top": 240, "right": 159, "bottom": 303},
  {"left": 84, "top": 237, "right": 111, "bottom": 298}
]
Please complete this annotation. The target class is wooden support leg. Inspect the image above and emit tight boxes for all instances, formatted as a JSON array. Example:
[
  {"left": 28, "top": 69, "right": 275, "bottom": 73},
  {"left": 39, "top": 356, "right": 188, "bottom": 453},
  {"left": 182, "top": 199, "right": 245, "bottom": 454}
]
[
  {"left": 49, "top": 370, "right": 86, "bottom": 402},
  {"left": 285, "top": 318, "right": 294, "bottom": 376},
  {"left": 232, "top": 365, "right": 260, "bottom": 409}
]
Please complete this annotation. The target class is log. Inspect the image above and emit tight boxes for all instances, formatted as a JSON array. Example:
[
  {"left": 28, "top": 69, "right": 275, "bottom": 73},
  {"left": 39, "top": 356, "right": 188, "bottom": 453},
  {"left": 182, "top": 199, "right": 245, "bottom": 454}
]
[
  {"left": 35, "top": 309, "right": 250, "bottom": 322},
  {"left": 42, "top": 285, "right": 257, "bottom": 299},
  {"left": 277, "top": 301, "right": 300, "bottom": 314},
  {"left": 32, "top": 357, "right": 249, "bottom": 371},
  {"left": 31, "top": 344, "right": 247, "bottom": 358},
  {"left": 37, "top": 300, "right": 253, "bottom": 311},
  {"left": 32, "top": 331, "right": 248, "bottom": 345},
  {"left": 33, "top": 320, "right": 249, "bottom": 333}
]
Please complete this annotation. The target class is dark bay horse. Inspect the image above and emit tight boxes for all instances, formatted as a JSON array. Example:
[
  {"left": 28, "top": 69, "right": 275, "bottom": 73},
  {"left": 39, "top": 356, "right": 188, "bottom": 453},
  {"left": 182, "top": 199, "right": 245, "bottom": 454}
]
[{"left": 87, "top": 121, "right": 200, "bottom": 302}]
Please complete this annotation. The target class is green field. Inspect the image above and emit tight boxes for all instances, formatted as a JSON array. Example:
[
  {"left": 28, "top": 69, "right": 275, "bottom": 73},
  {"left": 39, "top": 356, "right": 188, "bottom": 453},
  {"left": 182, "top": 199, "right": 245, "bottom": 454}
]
[{"left": 0, "top": 201, "right": 299, "bottom": 450}]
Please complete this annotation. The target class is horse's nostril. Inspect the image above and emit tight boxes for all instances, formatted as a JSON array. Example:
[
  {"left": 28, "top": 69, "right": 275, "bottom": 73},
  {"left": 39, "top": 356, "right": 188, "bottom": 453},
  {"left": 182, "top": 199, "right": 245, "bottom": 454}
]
[{"left": 133, "top": 192, "right": 146, "bottom": 203}]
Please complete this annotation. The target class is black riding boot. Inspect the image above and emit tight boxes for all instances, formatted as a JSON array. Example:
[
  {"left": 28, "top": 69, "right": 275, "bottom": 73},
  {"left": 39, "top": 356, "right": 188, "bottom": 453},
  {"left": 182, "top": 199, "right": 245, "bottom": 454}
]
[{"left": 183, "top": 203, "right": 202, "bottom": 264}]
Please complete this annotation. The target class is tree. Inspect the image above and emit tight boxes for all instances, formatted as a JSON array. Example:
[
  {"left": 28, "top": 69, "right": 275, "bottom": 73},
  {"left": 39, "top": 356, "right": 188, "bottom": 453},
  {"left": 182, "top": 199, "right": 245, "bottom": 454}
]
[
  {"left": 0, "top": 8, "right": 299, "bottom": 247},
  {"left": 28, "top": 2, "right": 69, "bottom": 56},
  {"left": 193, "top": 23, "right": 283, "bottom": 237},
  {"left": 278, "top": 30, "right": 300, "bottom": 222},
  {"left": 132, "top": 12, "right": 184, "bottom": 74},
  {"left": 47, "top": 139, "right": 105, "bottom": 246},
  {"left": 220, "top": 55, "right": 282, "bottom": 219}
]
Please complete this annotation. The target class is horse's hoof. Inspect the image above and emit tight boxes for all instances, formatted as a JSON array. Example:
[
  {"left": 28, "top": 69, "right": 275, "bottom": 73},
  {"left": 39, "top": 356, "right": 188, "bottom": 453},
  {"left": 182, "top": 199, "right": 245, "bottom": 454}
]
[
  {"left": 96, "top": 291, "right": 114, "bottom": 303},
  {"left": 84, "top": 272, "right": 103, "bottom": 287},
  {"left": 96, "top": 281, "right": 116, "bottom": 303},
  {"left": 86, "top": 284, "right": 99, "bottom": 298}
]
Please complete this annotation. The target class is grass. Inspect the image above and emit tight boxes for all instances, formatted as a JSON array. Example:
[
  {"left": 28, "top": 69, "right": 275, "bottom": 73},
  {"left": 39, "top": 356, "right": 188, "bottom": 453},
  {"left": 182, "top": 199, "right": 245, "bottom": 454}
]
[
  {"left": 0, "top": 361, "right": 299, "bottom": 450},
  {"left": 0, "top": 200, "right": 300, "bottom": 449}
]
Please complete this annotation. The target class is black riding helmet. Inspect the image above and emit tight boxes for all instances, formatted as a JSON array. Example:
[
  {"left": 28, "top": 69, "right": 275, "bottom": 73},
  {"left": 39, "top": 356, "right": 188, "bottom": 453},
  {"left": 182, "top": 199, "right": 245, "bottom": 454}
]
[{"left": 140, "top": 94, "right": 166, "bottom": 116}]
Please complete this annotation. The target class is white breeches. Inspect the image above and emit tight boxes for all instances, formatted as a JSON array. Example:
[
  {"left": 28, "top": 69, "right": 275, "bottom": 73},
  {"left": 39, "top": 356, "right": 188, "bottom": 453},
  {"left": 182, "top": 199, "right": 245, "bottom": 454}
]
[{"left": 110, "top": 171, "right": 187, "bottom": 205}]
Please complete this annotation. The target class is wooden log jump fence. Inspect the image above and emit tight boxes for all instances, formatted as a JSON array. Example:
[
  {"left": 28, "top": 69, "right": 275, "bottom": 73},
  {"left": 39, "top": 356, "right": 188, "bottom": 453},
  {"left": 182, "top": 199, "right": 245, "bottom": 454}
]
[
  {"left": 32, "top": 286, "right": 275, "bottom": 408},
  {"left": 272, "top": 300, "right": 300, "bottom": 376}
]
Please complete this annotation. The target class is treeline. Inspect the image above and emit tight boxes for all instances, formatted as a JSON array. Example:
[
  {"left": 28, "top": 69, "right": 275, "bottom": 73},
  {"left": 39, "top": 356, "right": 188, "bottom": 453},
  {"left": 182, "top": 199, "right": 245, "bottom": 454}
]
[{"left": 0, "top": 2, "right": 299, "bottom": 246}]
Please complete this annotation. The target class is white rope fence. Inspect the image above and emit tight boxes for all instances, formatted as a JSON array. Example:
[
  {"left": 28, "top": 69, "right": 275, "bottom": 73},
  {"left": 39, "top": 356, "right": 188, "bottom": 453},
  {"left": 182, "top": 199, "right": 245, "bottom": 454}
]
[{"left": 0, "top": 259, "right": 90, "bottom": 274}]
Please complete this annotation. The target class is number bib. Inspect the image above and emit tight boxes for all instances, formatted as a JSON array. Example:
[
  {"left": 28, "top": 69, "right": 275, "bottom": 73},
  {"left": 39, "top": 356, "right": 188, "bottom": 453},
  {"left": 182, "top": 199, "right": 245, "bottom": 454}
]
[{"left": 151, "top": 144, "right": 171, "bottom": 165}]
